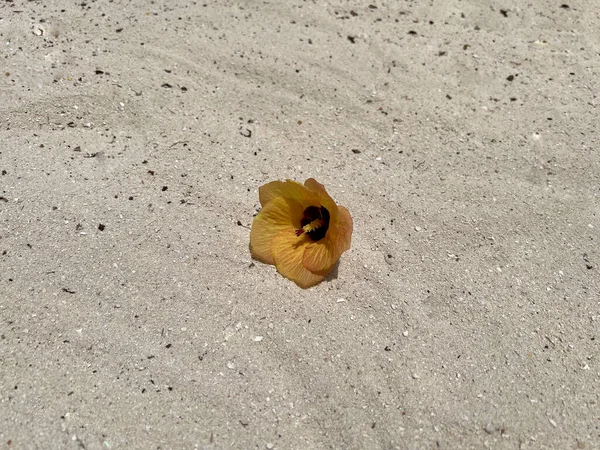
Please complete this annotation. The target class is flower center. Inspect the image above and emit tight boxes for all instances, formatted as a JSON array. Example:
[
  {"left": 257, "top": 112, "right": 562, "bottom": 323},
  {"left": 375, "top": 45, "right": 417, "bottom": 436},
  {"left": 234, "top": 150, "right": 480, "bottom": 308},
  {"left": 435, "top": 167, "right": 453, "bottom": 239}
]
[{"left": 295, "top": 206, "right": 330, "bottom": 241}]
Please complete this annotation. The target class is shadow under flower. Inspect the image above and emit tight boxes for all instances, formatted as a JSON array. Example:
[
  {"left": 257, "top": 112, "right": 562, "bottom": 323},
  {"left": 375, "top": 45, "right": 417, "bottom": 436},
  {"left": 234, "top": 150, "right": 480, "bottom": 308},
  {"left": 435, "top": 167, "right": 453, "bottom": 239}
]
[{"left": 323, "top": 260, "right": 340, "bottom": 283}]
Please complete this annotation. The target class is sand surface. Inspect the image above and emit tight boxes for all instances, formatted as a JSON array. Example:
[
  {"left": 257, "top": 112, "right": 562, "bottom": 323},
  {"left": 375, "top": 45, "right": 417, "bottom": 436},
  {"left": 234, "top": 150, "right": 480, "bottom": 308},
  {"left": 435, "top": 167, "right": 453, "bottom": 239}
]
[{"left": 1, "top": 1, "right": 599, "bottom": 449}]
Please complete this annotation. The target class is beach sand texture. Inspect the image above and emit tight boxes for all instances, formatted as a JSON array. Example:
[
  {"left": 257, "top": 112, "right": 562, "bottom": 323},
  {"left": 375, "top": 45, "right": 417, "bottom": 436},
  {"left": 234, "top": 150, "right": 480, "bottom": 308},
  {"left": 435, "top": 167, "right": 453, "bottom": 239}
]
[{"left": 1, "top": 0, "right": 598, "bottom": 448}]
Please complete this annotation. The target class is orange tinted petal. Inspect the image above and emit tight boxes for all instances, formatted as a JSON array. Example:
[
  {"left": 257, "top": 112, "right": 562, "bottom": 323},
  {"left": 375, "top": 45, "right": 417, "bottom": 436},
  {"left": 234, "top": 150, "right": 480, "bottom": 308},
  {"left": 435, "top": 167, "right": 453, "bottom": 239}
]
[
  {"left": 336, "top": 205, "right": 353, "bottom": 252},
  {"left": 302, "top": 205, "right": 352, "bottom": 273},
  {"left": 271, "top": 229, "right": 326, "bottom": 288},
  {"left": 259, "top": 180, "right": 319, "bottom": 209},
  {"left": 303, "top": 178, "right": 339, "bottom": 218},
  {"left": 302, "top": 239, "right": 338, "bottom": 274},
  {"left": 303, "top": 178, "right": 326, "bottom": 193},
  {"left": 250, "top": 196, "right": 302, "bottom": 264}
]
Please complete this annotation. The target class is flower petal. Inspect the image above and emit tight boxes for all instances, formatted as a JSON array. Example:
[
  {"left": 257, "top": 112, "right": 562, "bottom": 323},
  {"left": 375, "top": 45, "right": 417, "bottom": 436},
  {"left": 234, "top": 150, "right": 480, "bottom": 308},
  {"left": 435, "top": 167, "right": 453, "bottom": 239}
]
[
  {"left": 302, "top": 205, "right": 353, "bottom": 273},
  {"left": 259, "top": 180, "right": 319, "bottom": 209},
  {"left": 250, "top": 196, "right": 302, "bottom": 264},
  {"left": 271, "top": 229, "right": 326, "bottom": 288},
  {"left": 336, "top": 205, "right": 353, "bottom": 253},
  {"left": 302, "top": 239, "right": 338, "bottom": 274},
  {"left": 304, "top": 178, "right": 339, "bottom": 218}
]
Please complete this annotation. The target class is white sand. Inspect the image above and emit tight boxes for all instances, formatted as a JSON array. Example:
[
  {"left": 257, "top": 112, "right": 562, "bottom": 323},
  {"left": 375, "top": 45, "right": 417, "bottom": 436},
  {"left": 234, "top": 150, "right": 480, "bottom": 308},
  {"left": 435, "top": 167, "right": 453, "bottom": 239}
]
[{"left": 1, "top": 1, "right": 598, "bottom": 448}]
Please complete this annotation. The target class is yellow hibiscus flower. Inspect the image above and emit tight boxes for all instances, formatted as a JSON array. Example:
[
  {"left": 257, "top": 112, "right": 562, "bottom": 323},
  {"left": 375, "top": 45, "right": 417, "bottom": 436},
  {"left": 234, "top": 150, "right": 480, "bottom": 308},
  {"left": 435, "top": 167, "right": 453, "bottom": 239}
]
[{"left": 250, "top": 178, "right": 353, "bottom": 288}]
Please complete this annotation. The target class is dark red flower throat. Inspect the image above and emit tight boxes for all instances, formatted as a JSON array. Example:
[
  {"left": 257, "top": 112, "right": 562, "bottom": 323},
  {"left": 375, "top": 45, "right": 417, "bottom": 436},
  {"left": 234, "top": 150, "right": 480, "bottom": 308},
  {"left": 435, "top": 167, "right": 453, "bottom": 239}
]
[{"left": 295, "top": 206, "right": 330, "bottom": 241}]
